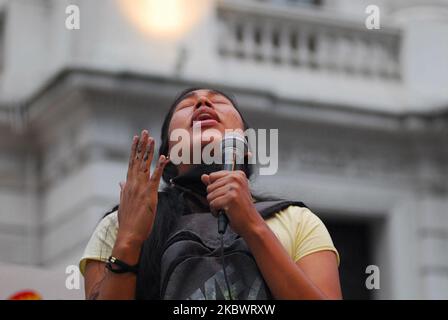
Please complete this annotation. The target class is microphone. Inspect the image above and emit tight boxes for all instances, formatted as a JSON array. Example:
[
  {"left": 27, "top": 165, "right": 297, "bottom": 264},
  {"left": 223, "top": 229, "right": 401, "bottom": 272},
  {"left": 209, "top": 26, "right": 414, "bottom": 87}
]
[{"left": 217, "top": 132, "right": 248, "bottom": 234}]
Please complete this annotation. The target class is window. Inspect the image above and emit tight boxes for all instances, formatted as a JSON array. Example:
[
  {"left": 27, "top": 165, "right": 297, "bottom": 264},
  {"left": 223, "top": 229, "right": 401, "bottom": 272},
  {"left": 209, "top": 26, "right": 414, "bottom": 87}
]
[{"left": 325, "top": 218, "right": 374, "bottom": 299}]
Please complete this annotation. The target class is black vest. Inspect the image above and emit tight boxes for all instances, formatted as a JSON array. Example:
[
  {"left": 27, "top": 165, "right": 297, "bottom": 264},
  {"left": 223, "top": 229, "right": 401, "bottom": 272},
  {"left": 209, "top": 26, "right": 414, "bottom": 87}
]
[{"left": 159, "top": 200, "right": 307, "bottom": 300}]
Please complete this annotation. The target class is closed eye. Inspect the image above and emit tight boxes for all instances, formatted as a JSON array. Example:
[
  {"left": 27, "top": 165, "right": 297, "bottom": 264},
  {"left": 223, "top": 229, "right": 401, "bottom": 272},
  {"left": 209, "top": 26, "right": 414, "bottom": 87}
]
[
  {"left": 176, "top": 101, "right": 194, "bottom": 110},
  {"left": 211, "top": 99, "right": 230, "bottom": 105}
]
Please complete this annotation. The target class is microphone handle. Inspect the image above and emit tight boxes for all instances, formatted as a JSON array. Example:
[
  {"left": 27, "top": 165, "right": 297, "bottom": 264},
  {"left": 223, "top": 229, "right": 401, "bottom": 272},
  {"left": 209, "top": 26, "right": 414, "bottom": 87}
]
[
  {"left": 218, "top": 152, "right": 243, "bottom": 234},
  {"left": 218, "top": 210, "right": 229, "bottom": 234},
  {"left": 218, "top": 157, "right": 236, "bottom": 234}
]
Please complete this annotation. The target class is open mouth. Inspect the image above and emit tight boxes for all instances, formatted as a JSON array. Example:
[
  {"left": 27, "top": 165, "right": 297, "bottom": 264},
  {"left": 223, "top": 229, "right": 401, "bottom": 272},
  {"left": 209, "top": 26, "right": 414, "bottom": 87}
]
[{"left": 191, "top": 109, "right": 220, "bottom": 127}]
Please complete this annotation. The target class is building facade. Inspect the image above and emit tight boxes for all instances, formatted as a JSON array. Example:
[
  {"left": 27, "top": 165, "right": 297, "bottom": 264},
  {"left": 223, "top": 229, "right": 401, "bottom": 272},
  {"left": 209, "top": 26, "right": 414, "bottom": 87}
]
[{"left": 0, "top": 0, "right": 447, "bottom": 299}]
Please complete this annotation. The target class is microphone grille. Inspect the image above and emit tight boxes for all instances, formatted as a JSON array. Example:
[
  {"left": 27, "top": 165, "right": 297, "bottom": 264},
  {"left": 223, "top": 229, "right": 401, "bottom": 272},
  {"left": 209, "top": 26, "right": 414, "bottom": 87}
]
[{"left": 221, "top": 132, "right": 247, "bottom": 150}]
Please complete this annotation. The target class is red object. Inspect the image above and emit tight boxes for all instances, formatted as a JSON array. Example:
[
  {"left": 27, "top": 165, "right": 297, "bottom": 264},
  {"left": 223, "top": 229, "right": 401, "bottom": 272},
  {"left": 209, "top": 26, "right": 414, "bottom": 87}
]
[{"left": 8, "top": 290, "right": 42, "bottom": 300}]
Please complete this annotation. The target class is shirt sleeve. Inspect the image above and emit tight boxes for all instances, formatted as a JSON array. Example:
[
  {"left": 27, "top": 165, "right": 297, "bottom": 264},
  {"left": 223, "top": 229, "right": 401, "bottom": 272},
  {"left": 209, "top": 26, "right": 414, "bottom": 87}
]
[
  {"left": 79, "top": 211, "right": 118, "bottom": 276},
  {"left": 290, "top": 206, "right": 340, "bottom": 264}
]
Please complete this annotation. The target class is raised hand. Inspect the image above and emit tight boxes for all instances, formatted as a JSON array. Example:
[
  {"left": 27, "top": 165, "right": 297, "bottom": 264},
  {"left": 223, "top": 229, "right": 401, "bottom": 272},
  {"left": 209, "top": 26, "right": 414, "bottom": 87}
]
[{"left": 116, "top": 130, "right": 170, "bottom": 246}]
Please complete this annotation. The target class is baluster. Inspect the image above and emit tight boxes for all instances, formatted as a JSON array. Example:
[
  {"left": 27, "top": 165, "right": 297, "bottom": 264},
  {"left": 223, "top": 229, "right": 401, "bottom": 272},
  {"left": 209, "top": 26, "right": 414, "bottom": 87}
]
[
  {"left": 279, "top": 24, "right": 290, "bottom": 64},
  {"left": 370, "top": 40, "right": 383, "bottom": 78},
  {"left": 226, "top": 14, "right": 238, "bottom": 57},
  {"left": 243, "top": 20, "right": 255, "bottom": 59},
  {"left": 253, "top": 23, "right": 263, "bottom": 61},
  {"left": 351, "top": 36, "right": 364, "bottom": 76},
  {"left": 340, "top": 35, "right": 351, "bottom": 73},
  {"left": 316, "top": 30, "right": 331, "bottom": 71},
  {"left": 298, "top": 27, "right": 310, "bottom": 67},
  {"left": 289, "top": 28, "right": 299, "bottom": 65},
  {"left": 387, "top": 37, "right": 401, "bottom": 79},
  {"left": 391, "top": 40, "right": 401, "bottom": 79},
  {"left": 308, "top": 31, "right": 318, "bottom": 69},
  {"left": 217, "top": 17, "right": 229, "bottom": 56},
  {"left": 379, "top": 41, "right": 390, "bottom": 78},
  {"left": 385, "top": 39, "right": 396, "bottom": 78},
  {"left": 332, "top": 32, "right": 344, "bottom": 73},
  {"left": 261, "top": 20, "right": 273, "bottom": 62},
  {"left": 360, "top": 39, "right": 373, "bottom": 76},
  {"left": 271, "top": 27, "right": 281, "bottom": 63},
  {"left": 234, "top": 21, "right": 245, "bottom": 58}
]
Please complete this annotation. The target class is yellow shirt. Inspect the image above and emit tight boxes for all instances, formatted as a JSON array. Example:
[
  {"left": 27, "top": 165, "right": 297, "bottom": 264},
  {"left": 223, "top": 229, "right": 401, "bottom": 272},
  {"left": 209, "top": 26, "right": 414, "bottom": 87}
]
[{"left": 79, "top": 205, "right": 339, "bottom": 276}]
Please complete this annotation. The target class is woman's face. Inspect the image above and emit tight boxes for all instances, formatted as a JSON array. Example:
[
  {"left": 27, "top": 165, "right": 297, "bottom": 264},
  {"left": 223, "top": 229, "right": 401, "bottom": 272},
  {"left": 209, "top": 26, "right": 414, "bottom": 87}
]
[{"left": 167, "top": 89, "right": 244, "bottom": 160}]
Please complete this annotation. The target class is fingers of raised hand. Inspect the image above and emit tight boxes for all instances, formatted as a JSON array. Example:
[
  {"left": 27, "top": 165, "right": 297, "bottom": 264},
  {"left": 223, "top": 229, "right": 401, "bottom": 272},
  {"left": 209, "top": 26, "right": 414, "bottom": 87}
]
[
  {"left": 125, "top": 132, "right": 169, "bottom": 201},
  {"left": 127, "top": 130, "right": 148, "bottom": 178},
  {"left": 127, "top": 135, "right": 139, "bottom": 176},
  {"left": 148, "top": 155, "right": 170, "bottom": 194},
  {"left": 135, "top": 130, "right": 149, "bottom": 165},
  {"left": 140, "top": 137, "right": 154, "bottom": 173}
]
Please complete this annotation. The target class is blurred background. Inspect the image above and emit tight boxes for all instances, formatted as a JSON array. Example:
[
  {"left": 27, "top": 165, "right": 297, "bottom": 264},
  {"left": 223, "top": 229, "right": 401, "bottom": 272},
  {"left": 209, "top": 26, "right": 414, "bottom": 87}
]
[{"left": 0, "top": 0, "right": 447, "bottom": 299}]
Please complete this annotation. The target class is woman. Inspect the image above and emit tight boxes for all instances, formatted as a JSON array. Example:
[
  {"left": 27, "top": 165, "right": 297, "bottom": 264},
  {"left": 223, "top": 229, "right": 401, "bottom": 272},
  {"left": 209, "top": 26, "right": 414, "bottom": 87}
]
[{"left": 80, "top": 88, "right": 342, "bottom": 300}]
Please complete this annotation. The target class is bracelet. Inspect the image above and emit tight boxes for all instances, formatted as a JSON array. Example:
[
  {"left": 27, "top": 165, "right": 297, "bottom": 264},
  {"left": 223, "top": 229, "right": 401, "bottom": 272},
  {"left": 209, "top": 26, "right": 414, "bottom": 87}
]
[{"left": 106, "top": 256, "right": 139, "bottom": 274}]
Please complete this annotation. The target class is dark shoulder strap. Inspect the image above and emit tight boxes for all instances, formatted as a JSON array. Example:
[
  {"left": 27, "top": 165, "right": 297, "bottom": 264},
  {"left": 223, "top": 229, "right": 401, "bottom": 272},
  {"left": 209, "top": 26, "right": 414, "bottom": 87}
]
[{"left": 254, "top": 200, "right": 308, "bottom": 219}]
